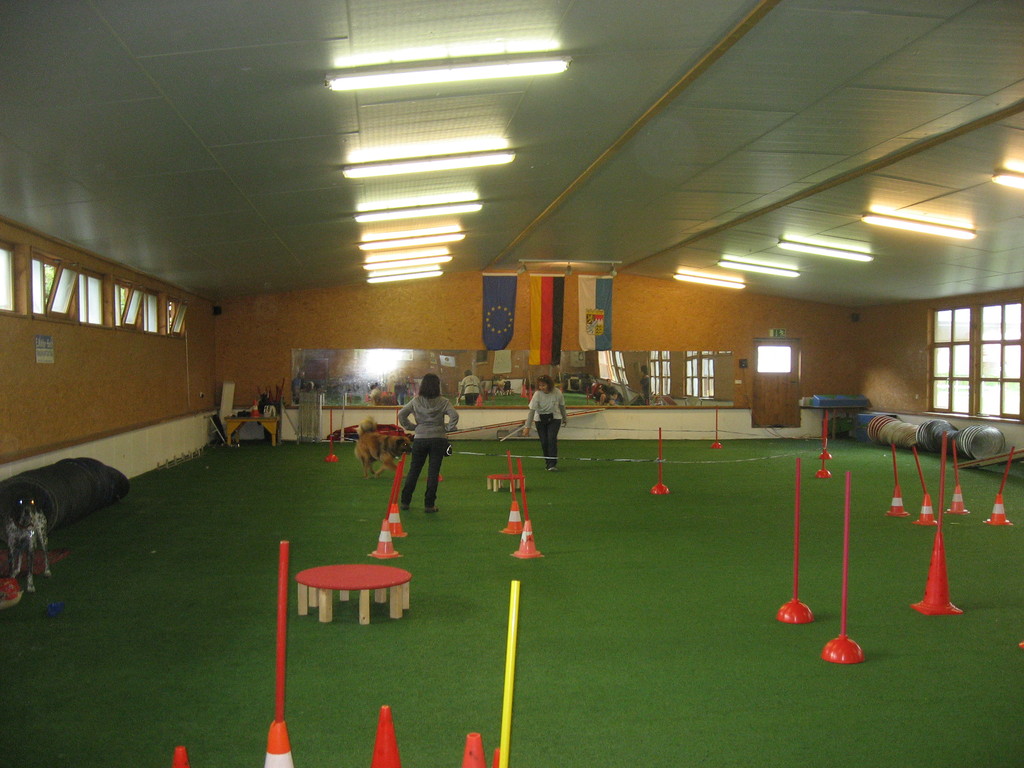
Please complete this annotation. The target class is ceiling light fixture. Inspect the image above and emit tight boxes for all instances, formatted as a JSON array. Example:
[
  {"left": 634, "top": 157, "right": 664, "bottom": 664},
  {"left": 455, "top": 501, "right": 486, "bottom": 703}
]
[
  {"left": 343, "top": 151, "right": 515, "bottom": 178},
  {"left": 673, "top": 270, "right": 745, "bottom": 290},
  {"left": 326, "top": 55, "right": 571, "bottom": 91},
  {"left": 362, "top": 247, "right": 451, "bottom": 264},
  {"left": 861, "top": 209, "right": 976, "bottom": 240},
  {"left": 357, "top": 192, "right": 479, "bottom": 213},
  {"left": 366, "top": 264, "right": 447, "bottom": 278},
  {"left": 359, "top": 233, "right": 466, "bottom": 251},
  {"left": 992, "top": 169, "right": 1024, "bottom": 189},
  {"left": 362, "top": 255, "right": 452, "bottom": 271},
  {"left": 718, "top": 257, "right": 799, "bottom": 278},
  {"left": 367, "top": 269, "right": 444, "bottom": 284},
  {"left": 348, "top": 138, "right": 508, "bottom": 165},
  {"left": 355, "top": 202, "right": 482, "bottom": 223},
  {"left": 361, "top": 225, "right": 461, "bottom": 242},
  {"left": 777, "top": 238, "right": 873, "bottom": 262}
]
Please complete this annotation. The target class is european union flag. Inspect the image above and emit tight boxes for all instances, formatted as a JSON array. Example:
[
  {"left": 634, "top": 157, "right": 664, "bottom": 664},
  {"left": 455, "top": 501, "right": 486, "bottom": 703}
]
[{"left": 482, "top": 275, "right": 517, "bottom": 350}]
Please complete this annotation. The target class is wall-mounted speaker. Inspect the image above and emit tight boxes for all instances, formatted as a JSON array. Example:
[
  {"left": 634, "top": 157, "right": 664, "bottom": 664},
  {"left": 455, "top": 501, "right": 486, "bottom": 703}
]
[{"left": 212, "top": 305, "right": 222, "bottom": 316}]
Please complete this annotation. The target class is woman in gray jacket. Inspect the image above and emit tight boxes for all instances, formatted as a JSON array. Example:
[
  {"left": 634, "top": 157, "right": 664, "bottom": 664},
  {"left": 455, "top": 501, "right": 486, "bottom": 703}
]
[{"left": 398, "top": 373, "right": 459, "bottom": 513}]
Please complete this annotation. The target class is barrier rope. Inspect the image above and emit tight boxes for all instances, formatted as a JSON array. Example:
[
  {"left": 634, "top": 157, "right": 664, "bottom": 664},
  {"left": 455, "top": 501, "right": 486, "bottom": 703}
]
[{"left": 452, "top": 448, "right": 802, "bottom": 466}]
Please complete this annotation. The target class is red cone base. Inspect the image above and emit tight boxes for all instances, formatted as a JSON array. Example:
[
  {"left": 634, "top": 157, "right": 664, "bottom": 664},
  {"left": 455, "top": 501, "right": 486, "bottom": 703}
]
[
  {"left": 325, "top": 437, "right": 339, "bottom": 462},
  {"left": 822, "top": 634, "right": 865, "bottom": 664},
  {"left": 710, "top": 441, "right": 722, "bottom": 449},
  {"left": 776, "top": 598, "right": 814, "bottom": 624},
  {"left": 815, "top": 466, "right": 832, "bottom": 479},
  {"left": 650, "top": 482, "right": 670, "bottom": 495}
]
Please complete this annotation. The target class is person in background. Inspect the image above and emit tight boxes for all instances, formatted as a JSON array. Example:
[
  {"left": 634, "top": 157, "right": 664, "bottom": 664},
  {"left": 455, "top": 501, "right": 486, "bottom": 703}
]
[
  {"left": 399, "top": 373, "right": 459, "bottom": 513},
  {"left": 522, "top": 374, "right": 568, "bottom": 471},
  {"left": 640, "top": 365, "right": 652, "bottom": 405},
  {"left": 459, "top": 369, "right": 482, "bottom": 406}
]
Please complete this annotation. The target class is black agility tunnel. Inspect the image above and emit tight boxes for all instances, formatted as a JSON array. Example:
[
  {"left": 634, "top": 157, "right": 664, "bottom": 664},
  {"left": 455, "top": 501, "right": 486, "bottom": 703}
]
[{"left": 0, "top": 458, "right": 129, "bottom": 531}]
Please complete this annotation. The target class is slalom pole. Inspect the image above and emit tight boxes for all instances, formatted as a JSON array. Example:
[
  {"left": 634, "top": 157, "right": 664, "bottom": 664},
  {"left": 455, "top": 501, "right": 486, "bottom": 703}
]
[
  {"left": 650, "top": 427, "right": 670, "bottom": 494},
  {"left": 274, "top": 541, "right": 289, "bottom": 723},
  {"left": 711, "top": 407, "right": 723, "bottom": 448},
  {"left": 912, "top": 446, "right": 928, "bottom": 494},
  {"left": 497, "top": 580, "right": 522, "bottom": 768},
  {"left": 777, "top": 457, "right": 813, "bottom": 623},
  {"left": 997, "top": 446, "right": 1016, "bottom": 498}
]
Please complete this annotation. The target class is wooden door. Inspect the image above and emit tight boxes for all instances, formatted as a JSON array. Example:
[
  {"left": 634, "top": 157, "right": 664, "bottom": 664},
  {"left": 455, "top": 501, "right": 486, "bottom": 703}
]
[{"left": 751, "top": 339, "right": 802, "bottom": 427}]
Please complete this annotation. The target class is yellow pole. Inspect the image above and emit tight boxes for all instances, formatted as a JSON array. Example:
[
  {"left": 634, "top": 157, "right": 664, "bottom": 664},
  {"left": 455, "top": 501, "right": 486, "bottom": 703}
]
[{"left": 498, "top": 580, "right": 521, "bottom": 768}]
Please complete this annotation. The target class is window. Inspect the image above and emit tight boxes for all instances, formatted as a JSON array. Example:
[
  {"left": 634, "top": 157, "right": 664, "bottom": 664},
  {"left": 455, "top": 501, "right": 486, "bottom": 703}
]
[
  {"left": 31, "top": 253, "right": 79, "bottom": 319},
  {"left": 685, "top": 351, "right": 719, "bottom": 398},
  {"left": 78, "top": 273, "right": 103, "bottom": 325},
  {"left": 167, "top": 298, "right": 188, "bottom": 336},
  {"left": 648, "top": 351, "right": 671, "bottom": 396},
  {"left": 0, "top": 245, "right": 12, "bottom": 311},
  {"left": 115, "top": 281, "right": 158, "bottom": 331},
  {"left": 930, "top": 302, "right": 1022, "bottom": 418}
]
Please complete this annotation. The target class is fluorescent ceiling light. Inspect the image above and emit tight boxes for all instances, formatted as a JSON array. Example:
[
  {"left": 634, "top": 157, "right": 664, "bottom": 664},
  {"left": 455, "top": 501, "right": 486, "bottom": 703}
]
[
  {"left": 367, "top": 270, "right": 444, "bottom": 284},
  {"left": 778, "top": 238, "right": 873, "bottom": 262},
  {"left": 362, "top": 247, "right": 451, "bottom": 264},
  {"left": 718, "top": 258, "right": 799, "bottom": 278},
  {"left": 357, "top": 192, "right": 479, "bottom": 213},
  {"left": 361, "top": 225, "right": 461, "bottom": 242},
  {"left": 326, "top": 56, "right": 571, "bottom": 91},
  {"left": 992, "top": 169, "right": 1024, "bottom": 189},
  {"left": 333, "top": 40, "right": 561, "bottom": 70},
  {"left": 673, "top": 270, "right": 745, "bottom": 290},
  {"left": 355, "top": 202, "right": 482, "bottom": 223},
  {"left": 861, "top": 209, "right": 975, "bottom": 240},
  {"left": 343, "top": 151, "right": 515, "bottom": 178},
  {"left": 367, "top": 264, "right": 448, "bottom": 278},
  {"left": 348, "top": 138, "right": 508, "bottom": 165},
  {"left": 362, "top": 255, "right": 452, "bottom": 270},
  {"left": 359, "top": 233, "right": 465, "bottom": 251}
]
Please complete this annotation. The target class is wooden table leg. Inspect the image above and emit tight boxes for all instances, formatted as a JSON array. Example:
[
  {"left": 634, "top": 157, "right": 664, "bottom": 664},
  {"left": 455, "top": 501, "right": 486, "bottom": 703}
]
[
  {"left": 402, "top": 582, "right": 410, "bottom": 610},
  {"left": 358, "top": 590, "right": 371, "bottom": 625},
  {"left": 297, "top": 583, "right": 309, "bottom": 616},
  {"left": 389, "top": 585, "right": 403, "bottom": 618},
  {"left": 318, "top": 588, "right": 333, "bottom": 623}
]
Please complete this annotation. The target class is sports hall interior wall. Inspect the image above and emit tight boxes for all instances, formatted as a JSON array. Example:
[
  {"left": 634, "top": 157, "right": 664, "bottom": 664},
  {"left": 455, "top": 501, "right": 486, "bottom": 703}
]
[
  {"left": 0, "top": 217, "right": 216, "bottom": 465},
  {"left": 212, "top": 271, "right": 867, "bottom": 411}
]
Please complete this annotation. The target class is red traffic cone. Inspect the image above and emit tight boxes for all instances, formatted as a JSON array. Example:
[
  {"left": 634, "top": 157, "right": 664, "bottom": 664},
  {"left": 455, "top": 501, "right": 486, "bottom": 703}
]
[
  {"left": 369, "top": 518, "right": 402, "bottom": 559},
  {"left": 171, "top": 745, "right": 190, "bottom": 768},
  {"left": 985, "top": 493, "right": 1013, "bottom": 525},
  {"left": 946, "top": 484, "right": 969, "bottom": 514},
  {"left": 912, "top": 492, "right": 937, "bottom": 526},
  {"left": 387, "top": 503, "right": 408, "bottom": 538},
  {"left": 512, "top": 519, "right": 543, "bottom": 558},
  {"left": 462, "top": 733, "right": 486, "bottom": 768},
  {"left": 912, "top": 529, "right": 962, "bottom": 615},
  {"left": 370, "top": 705, "right": 402, "bottom": 768},
  {"left": 886, "top": 483, "right": 909, "bottom": 517},
  {"left": 501, "top": 497, "right": 524, "bottom": 534},
  {"left": 251, "top": 399, "right": 260, "bottom": 417},
  {"left": 264, "top": 719, "right": 295, "bottom": 768},
  {"left": 491, "top": 748, "right": 501, "bottom": 768}
]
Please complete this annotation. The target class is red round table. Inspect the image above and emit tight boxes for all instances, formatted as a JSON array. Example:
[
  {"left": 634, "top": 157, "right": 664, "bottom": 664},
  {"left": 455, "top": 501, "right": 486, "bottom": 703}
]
[{"left": 296, "top": 564, "right": 411, "bottom": 625}]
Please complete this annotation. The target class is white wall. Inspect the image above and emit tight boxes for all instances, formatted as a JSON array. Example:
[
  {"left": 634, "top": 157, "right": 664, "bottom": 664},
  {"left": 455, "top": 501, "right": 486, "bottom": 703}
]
[{"left": 0, "top": 412, "right": 214, "bottom": 482}]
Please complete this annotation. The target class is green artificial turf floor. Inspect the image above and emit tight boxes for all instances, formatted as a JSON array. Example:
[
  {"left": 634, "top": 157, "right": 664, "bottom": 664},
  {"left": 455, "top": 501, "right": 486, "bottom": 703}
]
[{"left": 5, "top": 437, "right": 1024, "bottom": 767}]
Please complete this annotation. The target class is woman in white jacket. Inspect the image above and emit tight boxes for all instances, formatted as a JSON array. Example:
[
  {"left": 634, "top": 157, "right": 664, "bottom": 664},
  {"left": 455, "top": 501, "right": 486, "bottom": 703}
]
[{"left": 522, "top": 374, "right": 568, "bottom": 471}]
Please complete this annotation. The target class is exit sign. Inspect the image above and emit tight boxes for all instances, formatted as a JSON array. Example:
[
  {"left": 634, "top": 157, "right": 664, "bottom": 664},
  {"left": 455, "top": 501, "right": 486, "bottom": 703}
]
[{"left": 770, "top": 328, "right": 787, "bottom": 338}]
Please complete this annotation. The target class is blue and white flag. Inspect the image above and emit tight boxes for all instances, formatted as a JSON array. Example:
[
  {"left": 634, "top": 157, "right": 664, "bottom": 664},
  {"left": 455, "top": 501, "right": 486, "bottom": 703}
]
[
  {"left": 482, "top": 275, "right": 517, "bottom": 350},
  {"left": 578, "top": 275, "right": 613, "bottom": 351}
]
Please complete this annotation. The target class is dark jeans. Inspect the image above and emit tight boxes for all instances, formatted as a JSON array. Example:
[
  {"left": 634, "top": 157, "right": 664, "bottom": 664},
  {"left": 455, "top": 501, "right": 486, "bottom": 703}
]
[
  {"left": 401, "top": 437, "right": 448, "bottom": 508},
  {"left": 464, "top": 393, "right": 479, "bottom": 406},
  {"left": 536, "top": 417, "right": 561, "bottom": 468}
]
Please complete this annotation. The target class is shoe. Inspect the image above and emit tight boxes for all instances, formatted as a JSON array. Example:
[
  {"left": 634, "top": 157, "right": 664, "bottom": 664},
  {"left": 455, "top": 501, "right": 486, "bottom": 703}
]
[
  {"left": 424, "top": 507, "right": 439, "bottom": 514},
  {"left": 547, "top": 466, "right": 558, "bottom": 472}
]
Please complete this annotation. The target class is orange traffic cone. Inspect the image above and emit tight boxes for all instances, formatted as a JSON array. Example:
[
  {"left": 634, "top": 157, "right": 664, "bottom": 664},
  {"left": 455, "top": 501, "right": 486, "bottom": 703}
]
[
  {"left": 984, "top": 493, "right": 1013, "bottom": 525},
  {"left": 369, "top": 518, "right": 402, "bottom": 558},
  {"left": 171, "top": 745, "right": 190, "bottom": 768},
  {"left": 886, "top": 483, "right": 908, "bottom": 517},
  {"left": 501, "top": 495, "right": 523, "bottom": 534},
  {"left": 491, "top": 748, "right": 501, "bottom": 768},
  {"left": 512, "top": 519, "right": 543, "bottom": 558},
  {"left": 251, "top": 399, "right": 260, "bottom": 417},
  {"left": 462, "top": 733, "right": 486, "bottom": 768},
  {"left": 387, "top": 502, "right": 408, "bottom": 538},
  {"left": 263, "top": 719, "right": 295, "bottom": 768},
  {"left": 946, "top": 484, "right": 969, "bottom": 514},
  {"left": 911, "top": 529, "right": 962, "bottom": 615},
  {"left": 370, "top": 705, "right": 401, "bottom": 768},
  {"left": 912, "top": 493, "right": 937, "bottom": 525}
]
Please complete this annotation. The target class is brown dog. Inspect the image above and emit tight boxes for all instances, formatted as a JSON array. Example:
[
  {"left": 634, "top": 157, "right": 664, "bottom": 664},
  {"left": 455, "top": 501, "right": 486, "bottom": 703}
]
[{"left": 355, "top": 418, "right": 411, "bottom": 478}]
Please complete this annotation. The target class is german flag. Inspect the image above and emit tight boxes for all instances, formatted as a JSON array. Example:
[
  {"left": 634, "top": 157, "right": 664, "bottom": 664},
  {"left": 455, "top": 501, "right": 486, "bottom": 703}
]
[{"left": 529, "top": 275, "right": 564, "bottom": 365}]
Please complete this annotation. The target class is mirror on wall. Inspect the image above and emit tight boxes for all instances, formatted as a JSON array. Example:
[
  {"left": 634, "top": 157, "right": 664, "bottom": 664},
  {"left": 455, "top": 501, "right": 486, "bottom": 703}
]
[{"left": 291, "top": 348, "right": 733, "bottom": 407}]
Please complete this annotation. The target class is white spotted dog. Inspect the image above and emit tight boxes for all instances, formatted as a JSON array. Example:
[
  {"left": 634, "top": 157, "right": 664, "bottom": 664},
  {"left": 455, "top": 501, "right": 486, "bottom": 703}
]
[{"left": 5, "top": 497, "right": 50, "bottom": 593}]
